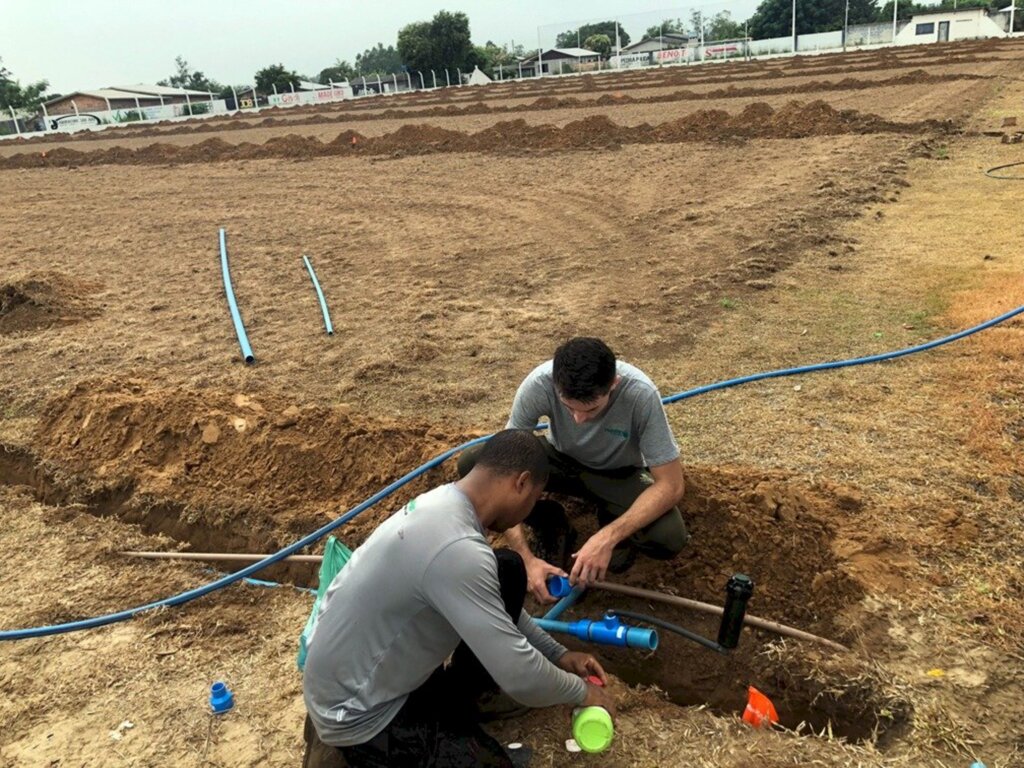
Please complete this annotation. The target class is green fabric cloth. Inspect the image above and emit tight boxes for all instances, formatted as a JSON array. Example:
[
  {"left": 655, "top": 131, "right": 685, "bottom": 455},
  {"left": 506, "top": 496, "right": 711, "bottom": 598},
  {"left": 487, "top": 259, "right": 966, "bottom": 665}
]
[{"left": 297, "top": 536, "right": 353, "bottom": 671}]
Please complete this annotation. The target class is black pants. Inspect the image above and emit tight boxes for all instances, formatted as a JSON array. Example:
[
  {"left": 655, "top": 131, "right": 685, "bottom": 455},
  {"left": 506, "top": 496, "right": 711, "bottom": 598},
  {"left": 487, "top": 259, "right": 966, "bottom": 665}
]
[{"left": 302, "top": 550, "right": 527, "bottom": 768}]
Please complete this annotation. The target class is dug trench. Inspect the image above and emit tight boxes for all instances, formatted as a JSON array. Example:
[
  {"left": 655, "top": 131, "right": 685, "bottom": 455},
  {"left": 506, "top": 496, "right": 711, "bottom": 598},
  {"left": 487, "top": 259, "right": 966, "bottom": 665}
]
[{"left": 0, "top": 379, "right": 912, "bottom": 746}]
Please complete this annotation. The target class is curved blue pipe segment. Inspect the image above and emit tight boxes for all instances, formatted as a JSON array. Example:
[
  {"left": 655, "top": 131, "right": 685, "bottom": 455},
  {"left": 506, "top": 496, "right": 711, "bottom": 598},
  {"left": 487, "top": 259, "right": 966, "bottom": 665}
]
[
  {"left": 661, "top": 303, "right": 1024, "bottom": 406},
  {"left": 0, "top": 435, "right": 491, "bottom": 640},
  {"left": 3, "top": 305, "right": 1022, "bottom": 641},
  {"left": 219, "top": 228, "right": 255, "bottom": 364},
  {"left": 544, "top": 585, "right": 585, "bottom": 620},
  {"left": 302, "top": 255, "right": 334, "bottom": 336},
  {"left": 535, "top": 614, "right": 659, "bottom": 650}
]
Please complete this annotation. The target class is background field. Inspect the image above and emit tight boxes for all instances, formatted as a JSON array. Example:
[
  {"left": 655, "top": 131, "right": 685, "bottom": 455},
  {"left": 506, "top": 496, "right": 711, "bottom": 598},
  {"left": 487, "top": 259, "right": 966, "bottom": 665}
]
[{"left": 1, "top": 38, "right": 1022, "bottom": 767}]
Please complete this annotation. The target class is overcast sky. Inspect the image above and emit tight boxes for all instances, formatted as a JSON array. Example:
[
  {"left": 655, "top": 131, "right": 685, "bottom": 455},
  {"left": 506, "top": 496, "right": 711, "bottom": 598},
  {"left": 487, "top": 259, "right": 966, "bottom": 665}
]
[{"left": 1, "top": 1, "right": 762, "bottom": 93}]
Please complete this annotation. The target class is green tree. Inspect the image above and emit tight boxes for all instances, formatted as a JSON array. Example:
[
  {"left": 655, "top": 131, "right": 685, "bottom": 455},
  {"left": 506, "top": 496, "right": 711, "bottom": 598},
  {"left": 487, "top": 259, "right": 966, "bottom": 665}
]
[
  {"left": 474, "top": 41, "right": 522, "bottom": 77},
  {"left": 158, "top": 56, "right": 221, "bottom": 92},
  {"left": 704, "top": 11, "right": 746, "bottom": 40},
  {"left": 355, "top": 43, "right": 404, "bottom": 75},
  {"left": 583, "top": 34, "right": 612, "bottom": 56},
  {"left": 644, "top": 18, "right": 688, "bottom": 38},
  {"left": 555, "top": 22, "right": 630, "bottom": 49},
  {"left": 254, "top": 63, "right": 300, "bottom": 94},
  {"left": 0, "top": 58, "right": 50, "bottom": 110},
  {"left": 318, "top": 59, "right": 356, "bottom": 83},
  {"left": 397, "top": 11, "right": 479, "bottom": 74},
  {"left": 748, "top": 0, "right": 878, "bottom": 38}
]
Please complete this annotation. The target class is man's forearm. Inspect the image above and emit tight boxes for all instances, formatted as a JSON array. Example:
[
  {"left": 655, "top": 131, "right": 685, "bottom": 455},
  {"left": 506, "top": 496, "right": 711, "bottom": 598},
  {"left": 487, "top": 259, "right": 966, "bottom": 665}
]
[{"left": 505, "top": 524, "right": 535, "bottom": 560}]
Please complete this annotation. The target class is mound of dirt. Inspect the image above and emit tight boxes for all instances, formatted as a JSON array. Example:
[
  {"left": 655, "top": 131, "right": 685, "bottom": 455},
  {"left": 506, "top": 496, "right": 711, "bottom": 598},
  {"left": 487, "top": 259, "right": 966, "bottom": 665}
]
[
  {"left": 35, "top": 378, "right": 463, "bottom": 547},
  {"left": 0, "top": 271, "right": 101, "bottom": 334}
]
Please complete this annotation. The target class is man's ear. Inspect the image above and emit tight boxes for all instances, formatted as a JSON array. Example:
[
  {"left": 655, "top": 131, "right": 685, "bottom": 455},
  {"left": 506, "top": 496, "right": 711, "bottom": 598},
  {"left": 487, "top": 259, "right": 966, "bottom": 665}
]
[
  {"left": 609, "top": 375, "right": 622, "bottom": 392},
  {"left": 514, "top": 470, "right": 532, "bottom": 494}
]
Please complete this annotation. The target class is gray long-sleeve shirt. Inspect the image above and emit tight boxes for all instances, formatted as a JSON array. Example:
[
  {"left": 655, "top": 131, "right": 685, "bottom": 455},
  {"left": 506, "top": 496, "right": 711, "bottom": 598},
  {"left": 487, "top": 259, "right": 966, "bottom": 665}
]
[{"left": 303, "top": 483, "right": 588, "bottom": 747}]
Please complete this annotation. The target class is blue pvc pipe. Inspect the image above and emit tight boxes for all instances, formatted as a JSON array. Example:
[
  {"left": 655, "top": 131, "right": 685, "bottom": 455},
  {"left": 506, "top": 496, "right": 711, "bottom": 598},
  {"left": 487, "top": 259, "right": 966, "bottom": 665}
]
[
  {"left": 535, "top": 614, "right": 659, "bottom": 650},
  {"left": 0, "top": 435, "right": 491, "bottom": 640},
  {"left": 219, "top": 228, "right": 255, "bottom": 364},
  {"left": 302, "top": 255, "right": 334, "bottom": 336},
  {"left": 3, "top": 305, "right": 1022, "bottom": 641},
  {"left": 544, "top": 585, "right": 585, "bottom": 620}
]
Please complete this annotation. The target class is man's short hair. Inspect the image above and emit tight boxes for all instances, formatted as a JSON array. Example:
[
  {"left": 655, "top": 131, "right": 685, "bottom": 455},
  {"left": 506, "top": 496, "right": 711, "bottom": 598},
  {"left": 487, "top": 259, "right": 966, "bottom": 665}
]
[
  {"left": 552, "top": 337, "right": 617, "bottom": 402},
  {"left": 475, "top": 429, "right": 549, "bottom": 485}
]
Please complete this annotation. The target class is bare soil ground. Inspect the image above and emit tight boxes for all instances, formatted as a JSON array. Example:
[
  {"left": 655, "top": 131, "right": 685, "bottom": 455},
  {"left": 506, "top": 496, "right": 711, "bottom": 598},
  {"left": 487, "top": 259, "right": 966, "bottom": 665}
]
[{"left": 1, "top": 39, "right": 1023, "bottom": 768}]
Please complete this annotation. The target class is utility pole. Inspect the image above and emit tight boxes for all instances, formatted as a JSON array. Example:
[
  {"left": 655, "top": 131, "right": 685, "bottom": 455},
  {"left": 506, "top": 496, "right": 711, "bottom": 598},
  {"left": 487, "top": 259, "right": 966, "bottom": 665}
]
[
  {"left": 792, "top": 0, "right": 797, "bottom": 53},
  {"left": 844, "top": 0, "right": 850, "bottom": 51}
]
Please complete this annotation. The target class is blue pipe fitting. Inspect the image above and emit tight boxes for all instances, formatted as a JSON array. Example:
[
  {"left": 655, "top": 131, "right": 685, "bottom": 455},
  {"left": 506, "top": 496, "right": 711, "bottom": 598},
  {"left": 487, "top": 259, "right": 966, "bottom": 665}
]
[
  {"left": 547, "top": 575, "right": 572, "bottom": 598},
  {"left": 210, "top": 681, "right": 234, "bottom": 714},
  {"left": 536, "top": 613, "right": 659, "bottom": 650}
]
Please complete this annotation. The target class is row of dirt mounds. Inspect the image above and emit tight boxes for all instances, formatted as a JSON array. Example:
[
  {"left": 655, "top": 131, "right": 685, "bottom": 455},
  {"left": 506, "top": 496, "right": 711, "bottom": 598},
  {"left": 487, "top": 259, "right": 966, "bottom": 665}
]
[
  {"left": 0, "top": 101, "right": 955, "bottom": 169},
  {"left": 0, "top": 271, "right": 101, "bottom": 334},
  {"left": 3, "top": 46, "right": 1002, "bottom": 148},
  {"left": 10, "top": 70, "right": 980, "bottom": 146}
]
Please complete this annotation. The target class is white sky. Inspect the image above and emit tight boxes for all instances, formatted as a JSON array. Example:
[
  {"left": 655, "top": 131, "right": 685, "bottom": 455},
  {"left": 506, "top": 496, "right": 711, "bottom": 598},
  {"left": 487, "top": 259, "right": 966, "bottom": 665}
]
[{"left": 1, "top": 0, "right": 761, "bottom": 93}]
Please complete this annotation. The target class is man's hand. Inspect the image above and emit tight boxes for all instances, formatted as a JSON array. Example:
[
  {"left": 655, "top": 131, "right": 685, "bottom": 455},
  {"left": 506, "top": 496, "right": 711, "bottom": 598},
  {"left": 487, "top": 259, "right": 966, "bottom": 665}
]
[
  {"left": 525, "top": 555, "right": 566, "bottom": 604},
  {"left": 569, "top": 529, "right": 617, "bottom": 586},
  {"left": 582, "top": 680, "right": 616, "bottom": 718},
  {"left": 557, "top": 651, "right": 608, "bottom": 685}
]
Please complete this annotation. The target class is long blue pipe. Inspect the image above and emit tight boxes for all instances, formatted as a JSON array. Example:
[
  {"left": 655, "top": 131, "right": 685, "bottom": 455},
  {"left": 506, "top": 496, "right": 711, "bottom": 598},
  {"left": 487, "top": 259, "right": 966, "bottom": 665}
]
[
  {"left": 0, "top": 435, "right": 491, "bottom": 640},
  {"left": 535, "top": 615, "right": 659, "bottom": 650},
  {"left": 544, "top": 586, "right": 585, "bottom": 620},
  {"left": 219, "top": 228, "right": 255, "bottom": 365},
  {"left": 302, "top": 255, "right": 334, "bottom": 336},
  {"left": 2, "top": 305, "right": 1022, "bottom": 641}
]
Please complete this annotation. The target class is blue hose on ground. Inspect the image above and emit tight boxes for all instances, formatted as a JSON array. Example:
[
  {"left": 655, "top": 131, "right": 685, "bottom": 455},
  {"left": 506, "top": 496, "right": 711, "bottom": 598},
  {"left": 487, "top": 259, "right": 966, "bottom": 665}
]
[
  {"left": 302, "top": 255, "right": 334, "bottom": 336},
  {"left": 219, "top": 228, "right": 255, "bottom": 364},
  {"left": 0, "top": 436, "right": 491, "bottom": 640},
  {"left": 2, "top": 304, "right": 1022, "bottom": 641}
]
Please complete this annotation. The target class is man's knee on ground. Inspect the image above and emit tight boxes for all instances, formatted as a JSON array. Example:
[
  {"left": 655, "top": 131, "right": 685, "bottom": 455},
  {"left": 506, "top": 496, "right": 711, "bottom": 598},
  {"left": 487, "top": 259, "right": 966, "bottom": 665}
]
[{"left": 636, "top": 510, "right": 689, "bottom": 559}]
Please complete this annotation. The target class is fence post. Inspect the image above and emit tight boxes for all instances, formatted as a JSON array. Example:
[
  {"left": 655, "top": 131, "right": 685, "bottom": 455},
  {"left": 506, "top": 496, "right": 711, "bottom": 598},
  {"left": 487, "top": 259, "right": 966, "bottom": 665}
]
[
  {"left": 393, "top": 73, "right": 398, "bottom": 93},
  {"left": 231, "top": 85, "right": 239, "bottom": 111},
  {"left": 431, "top": 70, "right": 437, "bottom": 88},
  {"left": 185, "top": 90, "right": 192, "bottom": 116},
  {"left": 418, "top": 71, "right": 425, "bottom": 89},
  {"left": 457, "top": 67, "right": 462, "bottom": 85},
  {"left": 9, "top": 105, "right": 21, "bottom": 136},
  {"left": 41, "top": 102, "right": 50, "bottom": 131},
  {"left": 134, "top": 95, "right": 142, "bottom": 121},
  {"left": 445, "top": 69, "right": 450, "bottom": 87},
  {"left": 377, "top": 73, "right": 382, "bottom": 94},
  {"left": 72, "top": 100, "right": 79, "bottom": 116}
]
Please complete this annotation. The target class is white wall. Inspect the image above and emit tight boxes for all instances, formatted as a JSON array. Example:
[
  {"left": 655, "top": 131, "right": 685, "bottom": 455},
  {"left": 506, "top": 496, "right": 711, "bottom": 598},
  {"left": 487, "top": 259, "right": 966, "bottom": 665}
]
[
  {"left": 896, "top": 10, "right": 1007, "bottom": 44},
  {"left": 267, "top": 85, "right": 354, "bottom": 107}
]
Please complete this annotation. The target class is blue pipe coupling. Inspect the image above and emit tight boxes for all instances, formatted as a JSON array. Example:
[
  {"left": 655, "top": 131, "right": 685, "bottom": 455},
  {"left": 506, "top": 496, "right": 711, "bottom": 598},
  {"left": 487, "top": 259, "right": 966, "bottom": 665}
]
[{"left": 537, "top": 613, "right": 659, "bottom": 650}]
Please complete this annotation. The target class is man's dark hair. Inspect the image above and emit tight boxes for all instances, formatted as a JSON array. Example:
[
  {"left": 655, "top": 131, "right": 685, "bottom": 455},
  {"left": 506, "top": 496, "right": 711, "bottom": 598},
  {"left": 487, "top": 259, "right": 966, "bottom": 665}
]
[
  {"left": 475, "top": 429, "right": 549, "bottom": 484},
  {"left": 552, "top": 337, "right": 617, "bottom": 402}
]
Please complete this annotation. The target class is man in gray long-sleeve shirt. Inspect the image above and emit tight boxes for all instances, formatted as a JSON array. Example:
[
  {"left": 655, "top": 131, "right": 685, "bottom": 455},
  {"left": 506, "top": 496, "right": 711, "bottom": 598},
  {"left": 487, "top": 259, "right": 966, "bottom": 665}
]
[{"left": 302, "top": 429, "right": 615, "bottom": 767}]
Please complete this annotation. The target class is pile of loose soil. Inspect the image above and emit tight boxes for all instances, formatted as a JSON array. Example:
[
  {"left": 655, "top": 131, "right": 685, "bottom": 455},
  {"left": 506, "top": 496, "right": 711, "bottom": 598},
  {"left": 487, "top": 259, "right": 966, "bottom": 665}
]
[
  {"left": 0, "top": 101, "right": 953, "bottom": 170},
  {"left": 0, "top": 271, "right": 101, "bottom": 334},
  {"left": 32, "top": 378, "right": 464, "bottom": 549}
]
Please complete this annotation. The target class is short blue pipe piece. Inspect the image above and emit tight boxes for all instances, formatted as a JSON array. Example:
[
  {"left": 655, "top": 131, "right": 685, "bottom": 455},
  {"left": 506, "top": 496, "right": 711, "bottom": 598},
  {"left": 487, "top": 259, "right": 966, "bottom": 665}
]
[
  {"left": 543, "top": 585, "right": 585, "bottom": 620},
  {"left": 302, "top": 255, "right": 334, "bottom": 336},
  {"left": 218, "top": 228, "right": 255, "bottom": 364},
  {"left": 535, "top": 613, "right": 659, "bottom": 650}
]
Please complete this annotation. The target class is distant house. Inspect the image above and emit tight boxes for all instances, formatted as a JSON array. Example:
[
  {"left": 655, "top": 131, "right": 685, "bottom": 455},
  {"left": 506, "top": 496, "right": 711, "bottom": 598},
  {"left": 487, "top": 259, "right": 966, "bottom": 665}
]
[
  {"left": 620, "top": 33, "right": 692, "bottom": 54},
  {"left": 894, "top": 7, "right": 1008, "bottom": 44},
  {"left": 43, "top": 85, "right": 215, "bottom": 116},
  {"left": 517, "top": 48, "right": 600, "bottom": 77}
]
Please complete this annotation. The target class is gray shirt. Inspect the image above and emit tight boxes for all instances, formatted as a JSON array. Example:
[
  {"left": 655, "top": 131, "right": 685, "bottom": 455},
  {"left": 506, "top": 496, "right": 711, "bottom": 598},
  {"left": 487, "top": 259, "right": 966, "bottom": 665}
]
[
  {"left": 507, "top": 360, "right": 680, "bottom": 471},
  {"left": 303, "top": 484, "right": 587, "bottom": 747}
]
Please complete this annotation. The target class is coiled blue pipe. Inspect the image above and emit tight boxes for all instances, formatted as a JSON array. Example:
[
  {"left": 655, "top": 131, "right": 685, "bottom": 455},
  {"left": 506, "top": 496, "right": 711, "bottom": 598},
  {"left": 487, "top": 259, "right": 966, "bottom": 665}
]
[
  {"left": 219, "top": 228, "right": 255, "bottom": 364},
  {"left": 302, "top": 255, "right": 334, "bottom": 336},
  {"left": 3, "top": 305, "right": 1021, "bottom": 641},
  {"left": 535, "top": 614, "right": 659, "bottom": 650}
]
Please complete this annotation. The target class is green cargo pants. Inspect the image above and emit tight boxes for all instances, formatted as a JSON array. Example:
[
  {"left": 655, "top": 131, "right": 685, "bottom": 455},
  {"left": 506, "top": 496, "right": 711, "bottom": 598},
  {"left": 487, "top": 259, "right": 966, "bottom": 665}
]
[{"left": 457, "top": 437, "right": 688, "bottom": 559}]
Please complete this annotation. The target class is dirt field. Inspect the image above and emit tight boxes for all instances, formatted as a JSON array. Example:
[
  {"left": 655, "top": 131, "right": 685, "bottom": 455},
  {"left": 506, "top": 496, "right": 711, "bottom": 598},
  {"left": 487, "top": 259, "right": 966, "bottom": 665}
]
[{"left": 1, "top": 38, "right": 1023, "bottom": 767}]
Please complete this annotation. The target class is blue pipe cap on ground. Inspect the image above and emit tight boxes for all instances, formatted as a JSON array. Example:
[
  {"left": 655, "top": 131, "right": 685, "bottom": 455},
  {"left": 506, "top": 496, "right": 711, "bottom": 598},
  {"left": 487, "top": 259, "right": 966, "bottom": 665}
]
[
  {"left": 210, "top": 681, "right": 234, "bottom": 714},
  {"left": 570, "top": 614, "right": 659, "bottom": 650}
]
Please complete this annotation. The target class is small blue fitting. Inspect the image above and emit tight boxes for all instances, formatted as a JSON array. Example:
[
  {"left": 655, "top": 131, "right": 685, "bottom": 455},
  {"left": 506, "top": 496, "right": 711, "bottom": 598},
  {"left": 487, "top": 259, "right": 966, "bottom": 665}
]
[
  {"left": 546, "top": 575, "right": 572, "bottom": 598},
  {"left": 210, "top": 681, "right": 234, "bottom": 714}
]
